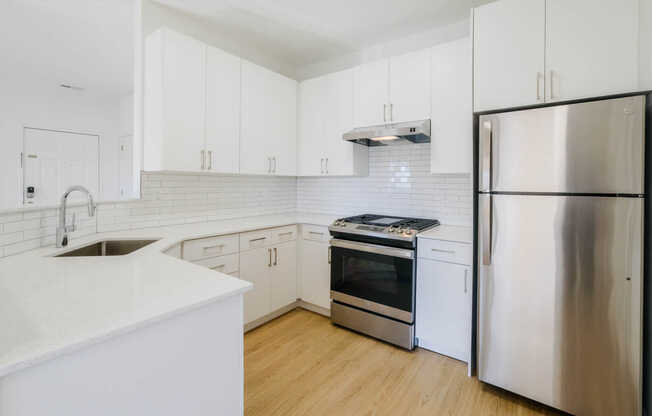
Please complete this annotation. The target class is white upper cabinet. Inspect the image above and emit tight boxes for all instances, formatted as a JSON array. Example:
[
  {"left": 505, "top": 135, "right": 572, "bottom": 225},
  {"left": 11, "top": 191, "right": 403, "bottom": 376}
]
[
  {"left": 430, "top": 37, "right": 472, "bottom": 174},
  {"left": 297, "top": 69, "right": 368, "bottom": 177},
  {"left": 389, "top": 49, "right": 432, "bottom": 123},
  {"left": 205, "top": 46, "right": 241, "bottom": 173},
  {"left": 473, "top": 0, "right": 641, "bottom": 112},
  {"left": 473, "top": 0, "right": 546, "bottom": 112},
  {"left": 545, "top": 0, "right": 638, "bottom": 102},
  {"left": 144, "top": 28, "right": 206, "bottom": 172},
  {"left": 241, "top": 60, "right": 297, "bottom": 176},
  {"left": 353, "top": 59, "right": 390, "bottom": 127}
]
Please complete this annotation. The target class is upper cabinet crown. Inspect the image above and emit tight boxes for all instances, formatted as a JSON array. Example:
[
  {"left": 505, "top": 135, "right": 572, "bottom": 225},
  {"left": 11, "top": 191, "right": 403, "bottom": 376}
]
[
  {"left": 473, "top": 0, "right": 640, "bottom": 112},
  {"left": 353, "top": 49, "right": 432, "bottom": 127}
]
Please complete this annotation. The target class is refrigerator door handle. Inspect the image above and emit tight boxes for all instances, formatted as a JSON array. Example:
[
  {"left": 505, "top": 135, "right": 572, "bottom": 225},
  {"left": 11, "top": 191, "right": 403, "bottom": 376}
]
[
  {"left": 480, "top": 194, "right": 492, "bottom": 265},
  {"left": 480, "top": 120, "right": 492, "bottom": 191}
]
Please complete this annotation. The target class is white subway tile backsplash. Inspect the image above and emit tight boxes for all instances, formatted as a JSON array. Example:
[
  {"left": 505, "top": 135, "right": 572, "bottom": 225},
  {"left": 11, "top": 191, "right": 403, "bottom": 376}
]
[
  {"left": 297, "top": 144, "right": 472, "bottom": 225},
  {"left": 0, "top": 143, "right": 472, "bottom": 258}
]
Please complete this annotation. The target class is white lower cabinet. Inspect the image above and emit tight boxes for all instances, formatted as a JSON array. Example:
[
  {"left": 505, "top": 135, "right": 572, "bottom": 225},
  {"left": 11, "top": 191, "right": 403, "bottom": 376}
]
[
  {"left": 299, "top": 237, "right": 330, "bottom": 310},
  {"left": 239, "top": 246, "right": 273, "bottom": 324},
  {"left": 416, "top": 252, "right": 471, "bottom": 362},
  {"left": 270, "top": 241, "right": 298, "bottom": 310},
  {"left": 239, "top": 226, "right": 298, "bottom": 325}
]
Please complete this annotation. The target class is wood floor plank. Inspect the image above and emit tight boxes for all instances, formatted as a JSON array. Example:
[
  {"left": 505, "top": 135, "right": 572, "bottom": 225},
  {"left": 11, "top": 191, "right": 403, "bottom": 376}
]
[{"left": 244, "top": 309, "right": 563, "bottom": 416}]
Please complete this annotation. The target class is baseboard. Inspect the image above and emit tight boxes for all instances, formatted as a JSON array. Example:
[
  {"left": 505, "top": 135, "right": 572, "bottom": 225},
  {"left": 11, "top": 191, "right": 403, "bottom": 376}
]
[
  {"left": 244, "top": 301, "right": 299, "bottom": 333},
  {"left": 296, "top": 300, "right": 330, "bottom": 317}
]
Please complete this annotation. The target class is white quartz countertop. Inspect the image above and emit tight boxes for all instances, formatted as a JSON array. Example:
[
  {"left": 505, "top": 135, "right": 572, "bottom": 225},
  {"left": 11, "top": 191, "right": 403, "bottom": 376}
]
[
  {"left": 417, "top": 225, "right": 473, "bottom": 244},
  {"left": 0, "top": 212, "right": 337, "bottom": 378}
]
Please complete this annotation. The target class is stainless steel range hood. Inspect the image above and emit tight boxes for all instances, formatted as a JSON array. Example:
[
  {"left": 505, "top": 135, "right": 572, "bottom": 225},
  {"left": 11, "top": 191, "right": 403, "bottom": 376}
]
[{"left": 342, "top": 119, "right": 431, "bottom": 146}]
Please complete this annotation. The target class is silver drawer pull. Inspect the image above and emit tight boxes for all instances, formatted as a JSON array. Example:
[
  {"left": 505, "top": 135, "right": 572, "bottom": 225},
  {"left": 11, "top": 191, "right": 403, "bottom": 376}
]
[
  {"left": 210, "top": 264, "right": 226, "bottom": 271},
  {"left": 249, "top": 237, "right": 267, "bottom": 243},
  {"left": 309, "top": 231, "right": 324, "bottom": 236},
  {"left": 203, "top": 244, "right": 225, "bottom": 251},
  {"left": 431, "top": 248, "right": 455, "bottom": 254}
]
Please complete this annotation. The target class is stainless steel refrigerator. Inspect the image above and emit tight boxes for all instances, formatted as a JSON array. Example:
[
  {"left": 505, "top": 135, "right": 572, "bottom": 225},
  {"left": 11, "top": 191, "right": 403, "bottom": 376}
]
[{"left": 477, "top": 95, "right": 645, "bottom": 415}]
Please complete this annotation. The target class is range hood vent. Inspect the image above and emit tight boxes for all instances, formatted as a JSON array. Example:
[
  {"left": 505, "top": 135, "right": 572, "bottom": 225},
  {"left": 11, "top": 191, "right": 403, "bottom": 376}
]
[{"left": 342, "top": 119, "right": 431, "bottom": 146}]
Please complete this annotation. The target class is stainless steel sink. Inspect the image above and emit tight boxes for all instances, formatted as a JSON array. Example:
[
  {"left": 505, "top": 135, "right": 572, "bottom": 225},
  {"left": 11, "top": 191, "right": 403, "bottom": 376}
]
[{"left": 54, "top": 239, "right": 159, "bottom": 257}]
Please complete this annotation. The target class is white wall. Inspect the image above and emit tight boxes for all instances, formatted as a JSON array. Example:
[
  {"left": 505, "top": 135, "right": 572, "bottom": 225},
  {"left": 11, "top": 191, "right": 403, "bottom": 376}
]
[
  {"left": 295, "top": 19, "right": 469, "bottom": 81},
  {"left": 0, "top": 77, "right": 125, "bottom": 210}
]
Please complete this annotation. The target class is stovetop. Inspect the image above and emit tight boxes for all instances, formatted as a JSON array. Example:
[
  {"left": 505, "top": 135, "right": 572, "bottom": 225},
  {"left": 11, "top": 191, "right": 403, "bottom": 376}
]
[{"left": 329, "top": 214, "right": 440, "bottom": 244}]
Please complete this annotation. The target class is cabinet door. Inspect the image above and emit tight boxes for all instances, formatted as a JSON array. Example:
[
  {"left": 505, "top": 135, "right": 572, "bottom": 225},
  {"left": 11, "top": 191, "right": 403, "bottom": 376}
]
[
  {"left": 473, "top": 0, "right": 545, "bottom": 112},
  {"left": 270, "top": 241, "right": 298, "bottom": 310},
  {"left": 545, "top": 0, "right": 638, "bottom": 102},
  {"left": 297, "top": 76, "right": 326, "bottom": 176},
  {"left": 239, "top": 247, "right": 272, "bottom": 324},
  {"left": 299, "top": 239, "right": 330, "bottom": 310},
  {"left": 205, "top": 46, "right": 240, "bottom": 173},
  {"left": 416, "top": 259, "right": 471, "bottom": 362},
  {"left": 161, "top": 29, "right": 206, "bottom": 171},
  {"left": 324, "top": 68, "right": 368, "bottom": 176},
  {"left": 272, "top": 74, "right": 297, "bottom": 176},
  {"left": 430, "top": 38, "right": 472, "bottom": 174},
  {"left": 389, "top": 49, "right": 431, "bottom": 123},
  {"left": 240, "top": 61, "right": 274, "bottom": 175},
  {"left": 353, "top": 59, "right": 390, "bottom": 127}
]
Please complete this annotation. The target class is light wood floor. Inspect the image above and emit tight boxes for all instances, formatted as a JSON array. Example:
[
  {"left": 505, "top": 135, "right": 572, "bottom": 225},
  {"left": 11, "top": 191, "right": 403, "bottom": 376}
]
[{"left": 244, "top": 309, "right": 564, "bottom": 416}]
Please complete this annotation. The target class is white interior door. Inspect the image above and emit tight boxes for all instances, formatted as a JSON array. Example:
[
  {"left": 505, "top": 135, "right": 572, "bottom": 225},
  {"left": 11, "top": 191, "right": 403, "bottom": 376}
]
[{"left": 23, "top": 127, "right": 99, "bottom": 206}]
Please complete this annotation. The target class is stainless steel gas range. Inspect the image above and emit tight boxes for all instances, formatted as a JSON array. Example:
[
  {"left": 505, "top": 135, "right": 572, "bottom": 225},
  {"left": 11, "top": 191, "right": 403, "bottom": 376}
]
[{"left": 328, "top": 214, "right": 439, "bottom": 350}]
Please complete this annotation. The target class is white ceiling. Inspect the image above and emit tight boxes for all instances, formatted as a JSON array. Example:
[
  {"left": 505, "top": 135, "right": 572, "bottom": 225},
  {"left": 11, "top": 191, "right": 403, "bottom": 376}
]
[
  {"left": 152, "top": 0, "right": 493, "bottom": 68},
  {"left": 0, "top": 0, "right": 135, "bottom": 98}
]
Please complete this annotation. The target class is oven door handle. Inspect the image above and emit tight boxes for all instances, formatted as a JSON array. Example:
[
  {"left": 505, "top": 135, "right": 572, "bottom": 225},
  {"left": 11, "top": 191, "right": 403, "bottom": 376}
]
[{"left": 330, "top": 239, "right": 414, "bottom": 259}]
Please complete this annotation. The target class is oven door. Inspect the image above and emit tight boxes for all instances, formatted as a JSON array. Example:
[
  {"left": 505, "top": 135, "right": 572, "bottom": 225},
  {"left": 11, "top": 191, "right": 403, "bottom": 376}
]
[{"left": 330, "top": 239, "right": 415, "bottom": 324}]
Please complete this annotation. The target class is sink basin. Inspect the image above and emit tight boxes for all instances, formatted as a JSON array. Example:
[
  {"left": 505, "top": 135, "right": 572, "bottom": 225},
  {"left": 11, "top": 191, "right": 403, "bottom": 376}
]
[{"left": 54, "top": 240, "right": 159, "bottom": 257}]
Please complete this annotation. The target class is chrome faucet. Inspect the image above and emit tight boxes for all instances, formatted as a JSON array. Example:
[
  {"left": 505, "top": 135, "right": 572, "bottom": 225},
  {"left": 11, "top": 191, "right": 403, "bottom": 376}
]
[{"left": 56, "top": 186, "right": 96, "bottom": 248}]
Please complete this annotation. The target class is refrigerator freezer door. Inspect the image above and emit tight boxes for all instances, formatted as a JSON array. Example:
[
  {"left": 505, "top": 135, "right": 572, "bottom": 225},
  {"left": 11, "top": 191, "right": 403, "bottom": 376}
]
[
  {"left": 478, "top": 96, "right": 645, "bottom": 194},
  {"left": 477, "top": 194, "right": 642, "bottom": 415}
]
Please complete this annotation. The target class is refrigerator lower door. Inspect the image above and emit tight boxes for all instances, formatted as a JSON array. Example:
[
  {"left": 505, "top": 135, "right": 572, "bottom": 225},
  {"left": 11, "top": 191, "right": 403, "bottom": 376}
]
[{"left": 477, "top": 194, "right": 643, "bottom": 415}]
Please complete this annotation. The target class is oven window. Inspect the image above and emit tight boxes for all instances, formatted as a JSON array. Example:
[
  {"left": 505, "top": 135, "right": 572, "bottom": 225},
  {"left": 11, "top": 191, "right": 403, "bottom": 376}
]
[{"left": 331, "top": 246, "right": 414, "bottom": 313}]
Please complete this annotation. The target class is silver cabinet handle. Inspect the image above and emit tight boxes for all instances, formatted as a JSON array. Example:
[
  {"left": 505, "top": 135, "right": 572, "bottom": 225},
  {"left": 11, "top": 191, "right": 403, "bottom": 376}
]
[
  {"left": 328, "top": 246, "right": 331, "bottom": 264},
  {"left": 201, "top": 150, "right": 205, "bottom": 170},
  {"left": 249, "top": 237, "right": 266, "bottom": 243},
  {"left": 268, "top": 248, "right": 272, "bottom": 267},
  {"left": 549, "top": 70, "right": 555, "bottom": 100},
  {"left": 211, "top": 264, "right": 226, "bottom": 271},
  {"left": 431, "top": 248, "right": 455, "bottom": 254},
  {"left": 464, "top": 268, "right": 468, "bottom": 293},
  {"left": 207, "top": 150, "right": 213, "bottom": 170},
  {"left": 320, "top": 158, "right": 324, "bottom": 174},
  {"left": 309, "top": 231, "right": 324, "bottom": 236},
  {"left": 325, "top": 158, "right": 329, "bottom": 174},
  {"left": 272, "top": 157, "right": 277, "bottom": 173},
  {"left": 273, "top": 247, "right": 278, "bottom": 266},
  {"left": 203, "top": 243, "right": 225, "bottom": 252},
  {"left": 536, "top": 72, "right": 542, "bottom": 101},
  {"left": 480, "top": 194, "right": 492, "bottom": 266},
  {"left": 389, "top": 103, "right": 393, "bottom": 122},
  {"left": 479, "top": 120, "right": 492, "bottom": 192},
  {"left": 267, "top": 157, "right": 271, "bottom": 173},
  {"left": 383, "top": 104, "right": 386, "bottom": 122}
]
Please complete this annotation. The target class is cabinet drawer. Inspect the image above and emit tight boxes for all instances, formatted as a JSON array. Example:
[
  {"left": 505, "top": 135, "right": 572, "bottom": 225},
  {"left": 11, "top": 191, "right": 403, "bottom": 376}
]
[
  {"left": 183, "top": 234, "right": 239, "bottom": 261},
  {"left": 195, "top": 253, "right": 239, "bottom": 275},
  {"left": 418, "top": 238, "right": 472, "bottom": 265},
  {"left": 301, "top": 224, "right": 329, "bottom": 243},
  {"left": 240, "top": 229, "right": 273, "bottom": 251},
  {"left": 270, "top": 225, "right": 298, "bottom": 244}
]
